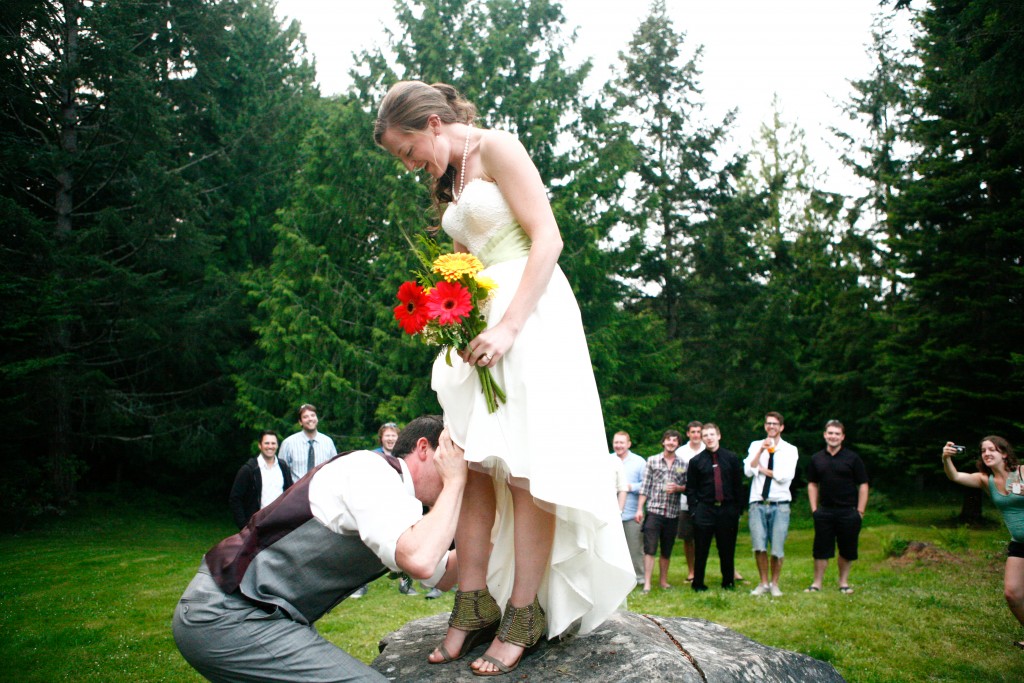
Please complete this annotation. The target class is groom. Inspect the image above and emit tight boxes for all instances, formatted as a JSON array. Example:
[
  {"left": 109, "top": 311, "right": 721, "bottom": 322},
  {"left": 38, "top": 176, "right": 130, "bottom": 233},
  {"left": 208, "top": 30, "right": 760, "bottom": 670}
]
[{"left": 172, "top": 415, "right": 466, "bottom": 682}]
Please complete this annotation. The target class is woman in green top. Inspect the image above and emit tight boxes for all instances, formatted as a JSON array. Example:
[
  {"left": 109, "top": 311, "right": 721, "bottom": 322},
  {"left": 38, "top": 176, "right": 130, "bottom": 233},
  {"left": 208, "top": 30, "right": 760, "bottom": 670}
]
[{"left": 942, "top": 436, "right": 1024, "bottom": 649}]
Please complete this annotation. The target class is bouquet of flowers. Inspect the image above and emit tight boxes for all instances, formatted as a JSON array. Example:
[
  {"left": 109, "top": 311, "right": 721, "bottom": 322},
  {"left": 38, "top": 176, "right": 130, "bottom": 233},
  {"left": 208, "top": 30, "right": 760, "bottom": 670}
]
[{"left": 393, "top": 234, "right": 507, "bottom": 413}]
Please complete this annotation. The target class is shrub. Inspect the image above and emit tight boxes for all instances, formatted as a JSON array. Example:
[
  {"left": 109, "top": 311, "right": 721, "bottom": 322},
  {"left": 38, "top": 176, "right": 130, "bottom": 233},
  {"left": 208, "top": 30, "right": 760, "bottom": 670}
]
[
  {"left": 935, "top": 525, "right": 970, "bottom": 552},
  {"left": 882, "top": 533, "right": 911, "bottom": 558}
]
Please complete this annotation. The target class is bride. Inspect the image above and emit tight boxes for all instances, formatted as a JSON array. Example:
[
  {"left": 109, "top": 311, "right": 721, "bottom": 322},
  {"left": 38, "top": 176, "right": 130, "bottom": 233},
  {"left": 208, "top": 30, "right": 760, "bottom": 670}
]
[{"left": 375, "top": 80, "right": 633, "bottom": 676}]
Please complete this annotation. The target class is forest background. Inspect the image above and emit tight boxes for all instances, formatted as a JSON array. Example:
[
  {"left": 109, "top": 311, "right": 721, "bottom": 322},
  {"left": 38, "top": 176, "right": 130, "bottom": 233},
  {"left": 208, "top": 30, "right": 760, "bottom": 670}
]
[{"left": 1, "top": 0, "right": 1021, "bottom": 527}]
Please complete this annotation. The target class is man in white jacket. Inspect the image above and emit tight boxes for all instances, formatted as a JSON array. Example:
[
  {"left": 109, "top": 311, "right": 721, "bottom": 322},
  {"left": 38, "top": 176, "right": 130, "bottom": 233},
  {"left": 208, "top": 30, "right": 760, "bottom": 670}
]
[{"left": 744, "top": 411, "right": 798, "bottom": 597}]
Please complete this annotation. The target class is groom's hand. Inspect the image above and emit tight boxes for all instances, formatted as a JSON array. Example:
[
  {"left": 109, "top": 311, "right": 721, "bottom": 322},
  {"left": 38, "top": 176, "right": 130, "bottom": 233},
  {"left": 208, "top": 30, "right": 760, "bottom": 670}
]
[{"left": 434, "top": 429, "right": 468, "bottom": 487}]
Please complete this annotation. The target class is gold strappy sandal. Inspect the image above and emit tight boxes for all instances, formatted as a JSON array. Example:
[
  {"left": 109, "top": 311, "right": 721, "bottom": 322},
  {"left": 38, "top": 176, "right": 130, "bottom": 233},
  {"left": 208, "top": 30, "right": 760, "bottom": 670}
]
[
  {"left": 429, "top": 588, "right": 501, "bottom": 664},
  {"left": 471, "top": 596, "right": 546, "bottom": 676}
]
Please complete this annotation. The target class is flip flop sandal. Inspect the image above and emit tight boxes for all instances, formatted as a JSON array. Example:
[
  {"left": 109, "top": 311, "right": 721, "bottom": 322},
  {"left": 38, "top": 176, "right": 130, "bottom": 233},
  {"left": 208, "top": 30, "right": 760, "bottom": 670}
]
[{"left": 803, "top": 586, "right": 820, "bottom": 592}]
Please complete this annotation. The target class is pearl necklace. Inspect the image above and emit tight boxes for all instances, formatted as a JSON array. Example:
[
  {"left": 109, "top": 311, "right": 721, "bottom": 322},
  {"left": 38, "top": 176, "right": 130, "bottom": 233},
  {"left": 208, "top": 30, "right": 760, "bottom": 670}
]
[{"left": 452, "top": 127, "right": 471, "bottom": 202}]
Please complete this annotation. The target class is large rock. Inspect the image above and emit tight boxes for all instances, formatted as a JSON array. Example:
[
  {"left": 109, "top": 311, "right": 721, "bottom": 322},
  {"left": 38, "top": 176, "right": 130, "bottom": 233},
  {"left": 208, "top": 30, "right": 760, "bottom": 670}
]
[{"left": 371, "top": 610, "right": 844, "bottom": 682}]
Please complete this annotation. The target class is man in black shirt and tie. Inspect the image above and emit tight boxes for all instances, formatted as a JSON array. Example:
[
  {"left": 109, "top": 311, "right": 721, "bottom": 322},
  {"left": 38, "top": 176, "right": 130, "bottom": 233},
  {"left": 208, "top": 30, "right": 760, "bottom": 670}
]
[{"left": 686, "top": 423, "right": 743, "bottom": 591}]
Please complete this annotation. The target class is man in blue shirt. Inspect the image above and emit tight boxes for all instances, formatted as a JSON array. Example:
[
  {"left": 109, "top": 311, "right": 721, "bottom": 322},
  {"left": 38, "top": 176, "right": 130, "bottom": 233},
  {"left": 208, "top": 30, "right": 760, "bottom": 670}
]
[
  {"left": 612, "top": 431, "right": 646, "bottom": 584},
  {"left": 279, "top": 403, "right": 337, "bottom": 480}
]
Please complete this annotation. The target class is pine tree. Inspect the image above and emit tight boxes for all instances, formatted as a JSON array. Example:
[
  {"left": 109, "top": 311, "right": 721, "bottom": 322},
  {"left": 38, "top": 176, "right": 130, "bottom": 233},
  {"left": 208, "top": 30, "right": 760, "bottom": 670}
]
[
  {"left": 0, "top": 0, "right": 317, "bottom": 517},
  {"left": 231, "top": 96, "right": 435, "bottom": 446},
  {"left": 831, "top": 12, "right": 918, "bottom": 305},
  {"left": 879, "top": 0, "right": 1024, "bottom": 477},
  {"left": 603, "top": 0, "right": 763, "bottom": 435}
]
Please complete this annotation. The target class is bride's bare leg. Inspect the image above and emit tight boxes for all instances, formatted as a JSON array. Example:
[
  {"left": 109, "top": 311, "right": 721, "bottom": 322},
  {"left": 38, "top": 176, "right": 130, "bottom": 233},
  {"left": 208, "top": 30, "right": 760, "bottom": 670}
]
[
  {"left": 428, "top": 469, "right": 496, "bottom": 663},
  {"left": 471, "top": 484, "right": 555, "bottom": 674}
]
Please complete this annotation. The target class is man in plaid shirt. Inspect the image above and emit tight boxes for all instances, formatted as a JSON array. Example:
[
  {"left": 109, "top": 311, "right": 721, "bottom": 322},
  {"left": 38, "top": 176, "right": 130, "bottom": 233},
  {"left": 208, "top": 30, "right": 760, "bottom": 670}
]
[{"left": 635, "top": 429, "right": 687, "bottom": 593}]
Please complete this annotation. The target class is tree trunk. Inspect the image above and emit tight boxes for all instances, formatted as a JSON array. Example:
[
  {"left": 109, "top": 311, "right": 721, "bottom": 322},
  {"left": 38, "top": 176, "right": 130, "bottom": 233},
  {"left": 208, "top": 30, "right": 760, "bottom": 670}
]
[
  {"left": 958, "top": 487, "right": 984, "bottom": 526},
  {"left": 48, "top": 0, "right": 80, "bottom": 500}
]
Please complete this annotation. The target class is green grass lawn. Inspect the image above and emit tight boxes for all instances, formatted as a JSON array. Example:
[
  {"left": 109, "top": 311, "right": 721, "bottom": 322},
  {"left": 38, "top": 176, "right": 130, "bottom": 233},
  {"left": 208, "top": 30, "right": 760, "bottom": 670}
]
[{"left": 1, "top": 494, "right": 1021, "bottom": 682}]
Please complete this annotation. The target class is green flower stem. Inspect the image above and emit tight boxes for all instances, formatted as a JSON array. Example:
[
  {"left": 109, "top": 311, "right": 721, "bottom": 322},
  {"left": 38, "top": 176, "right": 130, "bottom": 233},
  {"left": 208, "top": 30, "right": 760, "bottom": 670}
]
[{"left": 478, "top": 367, "right": 506, "bottom": 413}]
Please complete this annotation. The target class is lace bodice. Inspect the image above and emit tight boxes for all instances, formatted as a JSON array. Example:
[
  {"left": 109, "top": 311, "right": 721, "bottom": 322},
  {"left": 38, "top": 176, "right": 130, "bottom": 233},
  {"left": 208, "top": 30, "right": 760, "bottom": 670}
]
[{"left": 441, "top": 180, "right": 518, "bottom": 256}]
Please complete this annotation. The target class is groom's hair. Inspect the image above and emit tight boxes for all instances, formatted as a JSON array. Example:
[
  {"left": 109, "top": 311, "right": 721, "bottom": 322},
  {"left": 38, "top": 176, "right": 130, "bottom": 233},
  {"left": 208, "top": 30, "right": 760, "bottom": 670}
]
[{"left": 393, "top": 415, "right": 444, "bottom": 459}]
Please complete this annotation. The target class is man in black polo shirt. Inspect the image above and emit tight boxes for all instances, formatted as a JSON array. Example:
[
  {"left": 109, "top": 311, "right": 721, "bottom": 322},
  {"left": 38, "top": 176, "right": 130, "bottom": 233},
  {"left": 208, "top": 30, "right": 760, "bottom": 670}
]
[
  {"left": 805, "top": 419, "right": 869, "bottom": 593},
  {"left": 686, "top": 423, "right": 743, "bottom": 591}
]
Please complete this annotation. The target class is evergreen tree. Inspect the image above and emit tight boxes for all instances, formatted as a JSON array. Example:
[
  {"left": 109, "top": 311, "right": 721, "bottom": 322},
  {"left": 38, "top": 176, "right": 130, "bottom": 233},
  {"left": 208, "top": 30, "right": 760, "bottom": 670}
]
[
  {"left": 604, "top": 0, "right": 762, "bottom": 436},
  {"left": 738, "top": 100, "right": 828, "bottom": 435},
  {"left": 0, "top": 0, "right": 317, "bottom": 517},
  {"left": 831, "top": 12, "right": 918, "bottom": 305},
  {"left": 734, "top": 100, "right": 884, "bottom": 456},
  {"left": 879, "top": 0, "right": 1024, "bottom": 477},
  {"left": 232, "top": 96, "right": 435, "bottom": 447}
]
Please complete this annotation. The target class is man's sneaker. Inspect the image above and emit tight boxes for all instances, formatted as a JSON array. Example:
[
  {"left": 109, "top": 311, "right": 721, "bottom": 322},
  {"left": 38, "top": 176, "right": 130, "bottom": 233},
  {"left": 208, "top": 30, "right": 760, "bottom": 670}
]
[
  {"left": 350, "top": 585, "right": 368, "bottom": 599},
  {"left": 424, "top": 587, "right": 443, "bottom": 599},
  {"left": 769, "top": 583, "right": 784, "bottom": 597},
  {"left": 398, "top": 576, "right": 419, "bottom": 595},
  {"left": 750, "top": 583, "right": 770, "bottom": 596}
]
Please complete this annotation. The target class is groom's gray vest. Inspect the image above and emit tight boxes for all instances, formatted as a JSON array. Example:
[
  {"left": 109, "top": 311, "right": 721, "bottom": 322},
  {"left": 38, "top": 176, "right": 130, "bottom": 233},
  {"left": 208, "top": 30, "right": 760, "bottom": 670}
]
[{"left": 204, "top": 451, "right": 404, "bottom": 625}]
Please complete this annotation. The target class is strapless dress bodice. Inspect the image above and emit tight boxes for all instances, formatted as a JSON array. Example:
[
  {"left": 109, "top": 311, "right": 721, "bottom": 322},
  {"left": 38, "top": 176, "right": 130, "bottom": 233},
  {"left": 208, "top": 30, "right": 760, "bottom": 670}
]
[{"left": 441, "top": 180, "right": 530, "bottom": 264}]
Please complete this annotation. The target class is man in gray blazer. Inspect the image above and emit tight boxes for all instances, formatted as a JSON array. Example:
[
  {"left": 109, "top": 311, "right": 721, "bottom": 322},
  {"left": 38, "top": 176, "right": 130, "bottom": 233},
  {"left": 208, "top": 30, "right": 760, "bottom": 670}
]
[{"left": 173, "top": 415, "right": 465, "bottom": 682}]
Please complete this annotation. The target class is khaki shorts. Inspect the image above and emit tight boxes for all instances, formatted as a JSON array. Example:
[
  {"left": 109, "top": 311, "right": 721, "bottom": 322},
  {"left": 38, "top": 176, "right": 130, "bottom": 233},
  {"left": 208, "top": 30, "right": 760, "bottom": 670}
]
[{"left": 676, "top": 510, "right": 695, "bottom": 540}]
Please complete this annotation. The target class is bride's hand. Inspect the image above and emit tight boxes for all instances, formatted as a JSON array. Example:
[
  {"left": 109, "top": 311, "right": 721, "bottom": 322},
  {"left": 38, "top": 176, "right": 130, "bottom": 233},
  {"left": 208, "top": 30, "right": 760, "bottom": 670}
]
[{"left": 461, "top": 322, "right": 516, "bottom": 368}]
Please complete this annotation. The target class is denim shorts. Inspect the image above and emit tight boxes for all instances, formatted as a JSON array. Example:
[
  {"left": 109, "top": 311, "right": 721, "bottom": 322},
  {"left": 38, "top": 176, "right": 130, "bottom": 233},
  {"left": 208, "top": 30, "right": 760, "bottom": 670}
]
[{"left": 748, "top": 501, "right": 791, "bottom": 557}]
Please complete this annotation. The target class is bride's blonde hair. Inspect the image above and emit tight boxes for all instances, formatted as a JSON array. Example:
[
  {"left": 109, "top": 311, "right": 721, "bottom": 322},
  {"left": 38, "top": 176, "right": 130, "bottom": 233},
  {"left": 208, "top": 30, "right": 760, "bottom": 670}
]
[{"left": 374, "top": 81, "right": 477, "bottom": 206}]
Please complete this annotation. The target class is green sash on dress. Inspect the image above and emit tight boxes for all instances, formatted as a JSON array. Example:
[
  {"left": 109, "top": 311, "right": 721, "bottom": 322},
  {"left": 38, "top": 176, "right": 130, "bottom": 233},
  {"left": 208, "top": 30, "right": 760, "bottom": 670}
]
[{"left": 477, "top": 224, "right": 531, "bottom": 267}]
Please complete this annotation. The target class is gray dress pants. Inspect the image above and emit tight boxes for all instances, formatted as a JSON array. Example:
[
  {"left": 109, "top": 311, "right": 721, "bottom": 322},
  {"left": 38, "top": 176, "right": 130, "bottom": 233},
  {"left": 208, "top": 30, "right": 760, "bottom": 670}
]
[
  {"left": 172, "top": 565, "right": 386, "bottom": 683},
  {"left": 622, "top": 518, "right": 644, "bottom": 582}
]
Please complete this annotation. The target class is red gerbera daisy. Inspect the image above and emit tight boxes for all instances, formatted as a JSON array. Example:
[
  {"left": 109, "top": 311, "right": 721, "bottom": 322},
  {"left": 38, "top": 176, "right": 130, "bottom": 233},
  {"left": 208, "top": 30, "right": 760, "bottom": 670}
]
[
  {"left": 394, "top": 281, "right": 430, "bottom": 334},
  {"left": 426, "top": 280, "right": 473, "bottom": 325}
]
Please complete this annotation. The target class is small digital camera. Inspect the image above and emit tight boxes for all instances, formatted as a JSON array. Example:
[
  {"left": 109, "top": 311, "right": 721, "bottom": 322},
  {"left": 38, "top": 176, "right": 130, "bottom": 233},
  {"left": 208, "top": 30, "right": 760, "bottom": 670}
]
[{"left": 952, "top": 445, "right": 966, "bottom": 454}]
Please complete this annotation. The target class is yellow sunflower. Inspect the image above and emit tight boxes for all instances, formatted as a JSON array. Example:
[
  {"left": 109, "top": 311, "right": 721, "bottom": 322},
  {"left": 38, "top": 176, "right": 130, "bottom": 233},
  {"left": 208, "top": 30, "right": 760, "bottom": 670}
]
[{"left": 432, "top": 253, "right": 484, "bottom": 281}]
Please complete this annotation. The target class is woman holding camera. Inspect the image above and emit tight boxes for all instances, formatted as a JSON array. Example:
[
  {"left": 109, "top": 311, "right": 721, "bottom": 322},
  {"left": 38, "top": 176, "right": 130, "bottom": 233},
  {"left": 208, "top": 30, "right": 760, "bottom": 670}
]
[{"left": 942, "top": 437, "right": 1024, "bottom": 648}]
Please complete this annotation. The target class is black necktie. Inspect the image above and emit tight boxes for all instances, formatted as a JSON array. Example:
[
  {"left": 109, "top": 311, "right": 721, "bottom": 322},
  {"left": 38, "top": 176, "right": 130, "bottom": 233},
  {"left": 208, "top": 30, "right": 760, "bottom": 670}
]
[
  {"left": 307, "top": 439, "right": 315, "bottom": 472},
  {"left": 761, "top": 449, "right": 775, "bottom": 500}
]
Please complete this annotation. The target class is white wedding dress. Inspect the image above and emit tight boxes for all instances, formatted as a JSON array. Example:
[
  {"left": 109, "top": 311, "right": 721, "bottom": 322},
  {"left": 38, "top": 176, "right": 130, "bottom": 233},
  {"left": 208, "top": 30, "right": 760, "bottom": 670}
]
[{"left": 433, "top": 178, "right": 634, "bottom": 637}]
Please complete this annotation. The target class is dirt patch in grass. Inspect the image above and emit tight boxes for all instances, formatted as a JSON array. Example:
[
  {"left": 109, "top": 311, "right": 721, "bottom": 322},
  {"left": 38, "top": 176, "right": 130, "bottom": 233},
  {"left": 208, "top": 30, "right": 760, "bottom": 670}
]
[{"left": 888, "top": 541, "right": 963, "bottom": 566}]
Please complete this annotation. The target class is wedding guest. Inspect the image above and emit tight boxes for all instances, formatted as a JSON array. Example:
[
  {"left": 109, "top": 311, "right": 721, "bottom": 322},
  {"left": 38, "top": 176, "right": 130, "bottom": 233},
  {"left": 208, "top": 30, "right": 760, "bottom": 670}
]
[
  {"left": 374, "top": 422, "right": 400, "bottom": 456},
  {"left": 635, "top": 430, "right": 686, "bottom": 593},
  {"left": 228, "top": 430, "right": 294, "bottom": 530},
  {"left": 613, "top": 430, "right": 647, "bottom": 584},
  {"left": 375, "top": 422, "right": 419, "bottom": 597},
  {"left": 279, "top": 403, "right": 336, "bottom": 480},
  {"left": 805, "top": 420, "right": 869, "bottom": 594},
  {"left": 744, "top": 412, "right": 798, "bottom": 596},
  {"left": 687, "top": 423, "right": 743, "bottom": 591},
  {"left": 942, "top": 437, "right": 1024, "bottom": 649}
]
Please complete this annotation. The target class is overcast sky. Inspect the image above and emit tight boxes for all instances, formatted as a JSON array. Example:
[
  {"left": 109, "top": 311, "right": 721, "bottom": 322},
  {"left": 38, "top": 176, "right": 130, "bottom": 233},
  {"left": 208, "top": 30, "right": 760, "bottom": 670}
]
[{"left": 273, "top": 0, "right": 916, "bottom": 192}]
